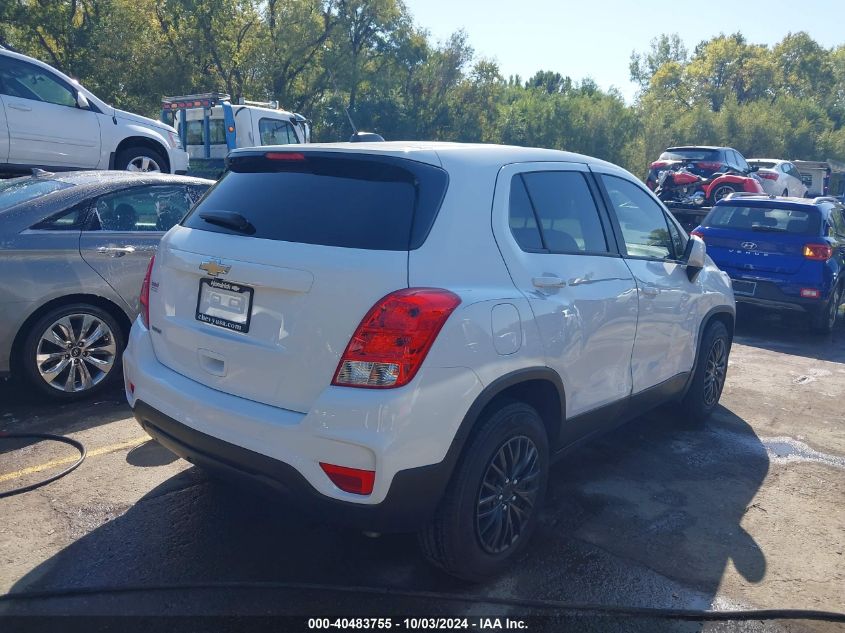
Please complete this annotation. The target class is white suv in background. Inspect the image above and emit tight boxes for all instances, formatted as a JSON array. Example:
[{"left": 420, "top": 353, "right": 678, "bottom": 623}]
[
  {"left": 0, "top": 48, "right": 188, "bottom": 174},
  {"left": 123, "top": 142, "right": 735, "bottom": 580}
]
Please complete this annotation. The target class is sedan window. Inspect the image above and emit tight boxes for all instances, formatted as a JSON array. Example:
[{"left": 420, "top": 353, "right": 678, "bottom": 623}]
[{"left": 89, "top": 186, "right": 196, "bottom": 232}]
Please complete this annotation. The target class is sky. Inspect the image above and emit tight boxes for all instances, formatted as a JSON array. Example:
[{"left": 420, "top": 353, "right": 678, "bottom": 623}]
[{"left": 403, "top": 0, "right": 845, "bottom": 102}]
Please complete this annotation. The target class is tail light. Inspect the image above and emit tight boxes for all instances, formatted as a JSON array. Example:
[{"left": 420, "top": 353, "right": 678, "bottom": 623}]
[
  {"left": 690, "top": 229, "right": 704, "bottom": 240},
  {"left": 803, "top": 244, "right": 833, "bottom": 261},
  {"left": 332, "top": 288, "right": 461, "bottom": 388},
  {"left": 758, "top": 172, "right": 779, "bottom": 180},
  {"left": 800, "top": 288, "right": 821, "bottom": 299},
  {"left": 320, "top": 463, "right": 375, "bottom": 495},
  {"left": 696, "top": 161, "right": 722, "bottom": 171},
  {"left": 140, "top": 255, "right": 155, "bottom": 328}
]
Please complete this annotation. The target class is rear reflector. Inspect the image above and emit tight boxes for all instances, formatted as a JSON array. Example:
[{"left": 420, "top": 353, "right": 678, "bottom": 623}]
[
  {"left": 332, "top": 288, "right": 461, "bottom": 389},
  {"left": 320, "top": 463, "right": 375, "bottom": 495},
  {"left": 265, "top": 152, "right": 305, "bottom": 161},
  {"left": 800, "top": 288, "right": 821, "bottom": 299},
  {"left": 803, "top": 244, "right": 833, "bottom": 261},
  {"left": 140, "top": 255, "right": 155, "bottom": 328}
]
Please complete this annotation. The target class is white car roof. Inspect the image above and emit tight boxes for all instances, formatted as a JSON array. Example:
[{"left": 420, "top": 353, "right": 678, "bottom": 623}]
[{"left": 748, "top": 158, "right": 786, "bottom": 164}]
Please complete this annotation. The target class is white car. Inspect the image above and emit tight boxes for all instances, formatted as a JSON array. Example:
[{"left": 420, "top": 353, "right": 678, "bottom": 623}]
[
  {"left": 123, "top": 142, "right": 735, "bottom": 580},
  {"left": 748, "top": 159, "right": 808, "bottom": 197},
  {"left": 0, "top": 49, "right": 188, "bottom": 174}
]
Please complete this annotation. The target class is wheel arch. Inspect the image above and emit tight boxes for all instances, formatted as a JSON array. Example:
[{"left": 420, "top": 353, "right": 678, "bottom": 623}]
[
  {"left": 442, "top": 367, "right": 566, "bottom": 478},
  {"left": 113, "top": 136, "right": 170, "bottom": 173},
  {"left": 680, "top": 306, "right": 735, "bottom": 399},
  {"left": 10, "top": 294, "right": 133, "bottom": 373}
]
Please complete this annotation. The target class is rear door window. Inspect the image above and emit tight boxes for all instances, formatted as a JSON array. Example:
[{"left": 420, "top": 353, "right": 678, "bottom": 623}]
[
  {"left": 182, "top": 153, "right": 448, "bottom": 251},
  {"left": 705, "top": 205, "right": 821, "bottom": 235},
  {"left": 516, "top": 171, "right": 609, "bottom": 254}
]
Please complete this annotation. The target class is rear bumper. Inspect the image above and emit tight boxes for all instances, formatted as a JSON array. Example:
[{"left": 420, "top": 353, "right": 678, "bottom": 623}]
[
  {"left": 730, "top": 277, "right": 828, "bottom": 314},
  {"left": 123, "top": 320, "right": 483, "bottom": 532},
  {"left": 133, "top": 400, "right": 450, "bottom": 532}
]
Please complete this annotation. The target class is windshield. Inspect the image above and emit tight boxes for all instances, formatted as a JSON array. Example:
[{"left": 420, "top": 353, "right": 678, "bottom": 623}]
[
  {"left": 706, "top": 204, "right": 820, "bottom": 234},
  {"left": 0, "top": 177, "right": 73, "bottom": 212}
]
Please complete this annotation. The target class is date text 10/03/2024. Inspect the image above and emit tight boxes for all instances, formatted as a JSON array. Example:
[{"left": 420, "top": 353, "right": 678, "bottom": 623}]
[{"left": 307, "top": 618, "right": 529, "bottom": 630}]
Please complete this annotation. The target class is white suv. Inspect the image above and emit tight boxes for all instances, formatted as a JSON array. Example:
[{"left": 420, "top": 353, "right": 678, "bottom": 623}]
[
  {"left": 0, "top": 49, "right": 188, "bottom": 174},
  {"left": 123, "top": 142, "right": 735, "bottom": 580}
]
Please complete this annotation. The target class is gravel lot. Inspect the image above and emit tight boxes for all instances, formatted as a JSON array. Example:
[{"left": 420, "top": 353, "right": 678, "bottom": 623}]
[{"left": 1, "top": 308, "right": 843, "bottom": 631}]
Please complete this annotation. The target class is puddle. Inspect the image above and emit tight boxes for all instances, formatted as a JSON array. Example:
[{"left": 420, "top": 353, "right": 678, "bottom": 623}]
[{"left": 761, "top": 436, "right": 845, "bottom": 470}]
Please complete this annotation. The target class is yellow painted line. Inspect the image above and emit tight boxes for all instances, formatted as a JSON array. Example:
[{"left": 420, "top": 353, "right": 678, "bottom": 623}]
[{"left": 0, "top": 435, "right": 149, "bottom": 484}]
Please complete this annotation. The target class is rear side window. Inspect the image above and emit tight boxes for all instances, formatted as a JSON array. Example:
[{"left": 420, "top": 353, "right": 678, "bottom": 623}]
[
  {"left": 30, "top": 205, "right": 88, "bottom": 230},
  {"left": 183, "top": 153, "right": 448, "bottom": 251},
  {"left": 185, "top": 119, "right": 226, "bottom": 145},
  {"left": 705, "top": 205, "right": 821, "bottom": 235},
  {"left": 509, "top": 171, "right": 608, "bottom": 254}
]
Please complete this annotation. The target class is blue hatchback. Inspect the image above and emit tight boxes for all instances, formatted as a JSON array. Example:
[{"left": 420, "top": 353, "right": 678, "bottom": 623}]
[{"left": 693, "top": 195, "right": 845, "bottom": 332}]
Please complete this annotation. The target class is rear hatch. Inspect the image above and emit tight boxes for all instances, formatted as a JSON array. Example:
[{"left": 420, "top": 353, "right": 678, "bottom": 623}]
[
  {"left": 698, "top": 202, "right": 821, "bottom": 275},
  {"left": 149, "top": 150, "right": 448, "bottom": 412}
]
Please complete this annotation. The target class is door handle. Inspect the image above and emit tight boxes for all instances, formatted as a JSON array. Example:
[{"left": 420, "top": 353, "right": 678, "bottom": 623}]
[
  {"left": 7, "top": 102, "right": 32, "bottom": 112},
  {"left": 532, "top": 276, "right": 566, "bottom": 289},
  {"left": 641, "top": 286, "right": 659, "bottom": 297},
  {"left": 97, "top": 245, "right": 135, "bottom": 258}
]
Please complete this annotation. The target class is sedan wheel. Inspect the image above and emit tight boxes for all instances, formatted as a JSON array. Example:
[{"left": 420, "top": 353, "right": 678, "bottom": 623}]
[{"left": 35, "top": 313, "right": 117, "bottom": 394}]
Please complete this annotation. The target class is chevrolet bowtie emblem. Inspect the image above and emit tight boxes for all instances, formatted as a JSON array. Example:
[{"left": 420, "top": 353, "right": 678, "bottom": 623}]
[{"left": 199, "top": 259, "right": 230, "bottom": 277}]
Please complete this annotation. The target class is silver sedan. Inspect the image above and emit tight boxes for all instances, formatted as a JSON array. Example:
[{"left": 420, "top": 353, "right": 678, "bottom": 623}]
[{"left": 0, "top": 170, "right": 212, "bottom": 400}]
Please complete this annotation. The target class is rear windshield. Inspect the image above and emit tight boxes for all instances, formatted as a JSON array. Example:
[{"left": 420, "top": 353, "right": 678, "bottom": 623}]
[
  {"left": 750, "top": 161, "right": 776, "bottom": 169},
  {"left": 659, "top": 149, "right": 721, "bottom": 161},
  {"left": 183, "top": 153, "right": 448, "bottom": 250},
  {"left": 705, "top": 205, "right": 821, "bottom": 235},
  {"left": 0, "top": 178, "right": 73, "bottom": 212}
]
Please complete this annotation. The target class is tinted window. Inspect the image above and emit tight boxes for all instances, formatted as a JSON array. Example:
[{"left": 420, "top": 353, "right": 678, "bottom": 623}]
[
  {"left": 705, "top": 205, "right": 821, "bottom": 235},
  {"left": 508, "top": 176, "right": 542, "bottom": 250},
  {"left": 183, "top": 154, "right": 448, "bottom": 251},
  {"left": 90, "top": 186, "right": 197, "bottom": 232},
  {"left": 520, "top": 171, "right": 608, "bottom": 253},
  {"left": 602, "top": 175, "right": 673, "bottom": 259},
  {"left": 30, "top": 205, "right": 88, "bottom": 230},
  {"left": 733, "top": 151, "right": 749, "bottom": 172},
  {"left": 0, "top": 57, "right": 76, "bottom": 107},
  {"left": 0, "top": 177, "right": 73, "bottom": 211},
  {"left": 259, "top": 118, "right": 297, "bottom": 145},
  {"left": 752, "top": 161, "right": 777, "bottom": 169}
]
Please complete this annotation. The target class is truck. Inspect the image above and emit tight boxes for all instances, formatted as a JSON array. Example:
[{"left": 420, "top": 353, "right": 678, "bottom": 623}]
[{"left": 160, "top": 92, "right": 310, "bottom": 178}]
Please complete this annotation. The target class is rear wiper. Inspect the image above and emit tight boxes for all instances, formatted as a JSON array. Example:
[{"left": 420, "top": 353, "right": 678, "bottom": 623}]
[
  {"left": 750, "top": 225, "right": 787, "bottom": 233},
  {"left": 198, "top": 210, "right": 255, "bottom": 235}
]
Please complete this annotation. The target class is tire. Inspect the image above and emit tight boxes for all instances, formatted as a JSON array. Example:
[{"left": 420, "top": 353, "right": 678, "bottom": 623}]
[
  {"left": 811, "top": 286, "right": 842, "bottom": 334},
  {"left": 677, "top": 320, "right": 730, "bottom": 425},
  {"left": 418, "top": 401, "right": 549, "bottom": 582},
  {"left": 20, "top": 303, "right": 125, "bottom": 401},
  {"left": 709, "top": 183, "right": 737, "bottom": 204},
  {"left": 115, "top": 145, "right": 166, "bottom": 173}
]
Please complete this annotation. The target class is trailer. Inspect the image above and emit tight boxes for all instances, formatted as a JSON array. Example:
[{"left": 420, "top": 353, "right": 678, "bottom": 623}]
[
  {"left": 665, "top": 202, "right": 711, "bottom": 233},
  {"left": 160, "top": 93, "right": 310, "bottom": 178}
]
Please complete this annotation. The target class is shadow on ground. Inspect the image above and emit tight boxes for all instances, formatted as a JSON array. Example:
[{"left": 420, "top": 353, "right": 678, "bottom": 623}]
[
  {"left": 1, "top": 405, "right": 774, "bottom": 631},
  {"left": 733, "top": 304, "right": 845, "bottom": 363}
]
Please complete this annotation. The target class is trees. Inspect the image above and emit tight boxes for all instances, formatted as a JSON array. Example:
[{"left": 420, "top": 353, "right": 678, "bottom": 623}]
[{"left": 1, "top": 6, "right": 844, "bottom": 174}]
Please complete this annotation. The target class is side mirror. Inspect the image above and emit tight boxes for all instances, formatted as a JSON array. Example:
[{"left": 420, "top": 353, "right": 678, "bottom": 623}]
[
  {"left": 683, "top": 235, "right": 706, "bottom": 280},
  {"left": 76, "top": 92, "right": 90, "bottom": 110}
]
